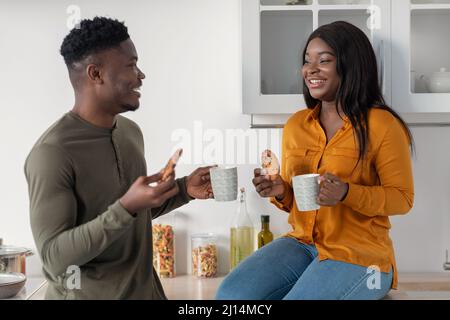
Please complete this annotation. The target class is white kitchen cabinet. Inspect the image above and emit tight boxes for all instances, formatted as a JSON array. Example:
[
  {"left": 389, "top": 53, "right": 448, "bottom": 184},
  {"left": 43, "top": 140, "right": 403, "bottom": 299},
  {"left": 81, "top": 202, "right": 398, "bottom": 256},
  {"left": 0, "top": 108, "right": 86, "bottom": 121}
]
[
  {"left": 243, "top": 0, "right": 450, "bottom": 124},
  {"left": 392, "top": 0, "right": 450, "bottom": 116},
  {"left": 242, "top": 0, "right": 391, "bottom": 114}
]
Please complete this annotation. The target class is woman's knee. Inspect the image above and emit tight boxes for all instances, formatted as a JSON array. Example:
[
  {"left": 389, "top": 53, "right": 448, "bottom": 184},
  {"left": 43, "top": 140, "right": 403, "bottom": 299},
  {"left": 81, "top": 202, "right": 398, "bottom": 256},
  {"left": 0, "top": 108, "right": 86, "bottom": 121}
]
[{"left": 215, "top": 274, "right": 251, "bottom": 300}]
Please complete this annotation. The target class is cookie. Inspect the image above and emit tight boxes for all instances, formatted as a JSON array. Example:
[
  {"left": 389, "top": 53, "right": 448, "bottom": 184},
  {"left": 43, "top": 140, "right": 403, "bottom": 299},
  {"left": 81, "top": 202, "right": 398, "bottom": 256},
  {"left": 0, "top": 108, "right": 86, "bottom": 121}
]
[
  {"left": 160, "top": 148, "right": 183, "bottom": 182},
  {"left": 261, "top": 149, "right": 280, "bottom": 176}
]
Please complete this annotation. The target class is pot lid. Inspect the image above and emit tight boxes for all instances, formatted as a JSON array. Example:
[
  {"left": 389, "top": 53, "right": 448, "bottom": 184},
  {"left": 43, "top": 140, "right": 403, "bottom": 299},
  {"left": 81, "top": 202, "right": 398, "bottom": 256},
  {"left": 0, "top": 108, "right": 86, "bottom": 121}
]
[{"left": 0, "top": 245, "right": 32, "bottom": 257}]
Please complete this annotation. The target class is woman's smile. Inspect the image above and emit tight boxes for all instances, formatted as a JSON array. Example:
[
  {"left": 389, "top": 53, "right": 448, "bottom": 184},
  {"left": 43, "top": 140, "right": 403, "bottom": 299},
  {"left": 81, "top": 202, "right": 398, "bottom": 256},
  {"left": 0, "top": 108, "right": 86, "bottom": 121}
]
[{"left": 307, "top": 78, "right": 327, "bottom": 89}]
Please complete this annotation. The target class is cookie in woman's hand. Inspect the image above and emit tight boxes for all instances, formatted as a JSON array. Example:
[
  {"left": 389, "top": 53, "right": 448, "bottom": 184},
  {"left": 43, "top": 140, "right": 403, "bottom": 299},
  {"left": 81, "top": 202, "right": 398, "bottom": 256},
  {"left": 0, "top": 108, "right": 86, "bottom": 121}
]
[{"left": 261, "top": 149, "right": 280, "bottom": 176}]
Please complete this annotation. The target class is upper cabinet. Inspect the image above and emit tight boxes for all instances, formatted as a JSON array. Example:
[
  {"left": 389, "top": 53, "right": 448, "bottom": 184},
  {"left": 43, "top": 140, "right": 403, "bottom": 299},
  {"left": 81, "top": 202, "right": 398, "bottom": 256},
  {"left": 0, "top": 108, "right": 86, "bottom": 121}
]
[
  {"left": 392, "top": 0, "right": 450, "bottom": 114},
  {"left": 242, "top": 0, "right": 390, "bottom": 114},
  {"left": 242, "top": 0, "right": 450, "bottom": 121}
]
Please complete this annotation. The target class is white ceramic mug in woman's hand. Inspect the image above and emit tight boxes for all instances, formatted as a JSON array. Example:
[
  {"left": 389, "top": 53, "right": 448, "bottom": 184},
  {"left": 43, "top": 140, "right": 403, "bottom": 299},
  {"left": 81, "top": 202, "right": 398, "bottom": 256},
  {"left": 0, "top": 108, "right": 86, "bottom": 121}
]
[{"left": 292, "top": 173, "right": 321, "bottom": 211}]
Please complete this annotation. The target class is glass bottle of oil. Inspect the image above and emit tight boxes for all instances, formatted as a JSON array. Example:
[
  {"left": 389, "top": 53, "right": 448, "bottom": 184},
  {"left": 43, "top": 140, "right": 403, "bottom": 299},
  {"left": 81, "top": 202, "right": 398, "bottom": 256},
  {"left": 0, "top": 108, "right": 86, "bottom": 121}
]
[
  {"left": 230, "top": 187, "right": 254, "bottom": 270},
  {"left": 257, "top": 215, "right": 273, "bottom": 249}
]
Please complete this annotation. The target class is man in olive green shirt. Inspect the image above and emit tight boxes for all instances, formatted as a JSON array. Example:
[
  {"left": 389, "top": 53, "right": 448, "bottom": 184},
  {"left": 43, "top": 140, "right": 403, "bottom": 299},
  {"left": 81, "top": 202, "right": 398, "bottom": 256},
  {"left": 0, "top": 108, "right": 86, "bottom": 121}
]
[{"left": 24, "top": 17, "right": 213, "bottom": 299}]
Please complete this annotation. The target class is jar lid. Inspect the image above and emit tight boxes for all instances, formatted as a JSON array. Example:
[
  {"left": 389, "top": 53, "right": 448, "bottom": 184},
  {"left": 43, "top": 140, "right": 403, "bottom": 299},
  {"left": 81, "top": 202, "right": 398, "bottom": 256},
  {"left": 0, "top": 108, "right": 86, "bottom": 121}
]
[{"left": 191, "top": 233, "right": 217, "bottom": 240}]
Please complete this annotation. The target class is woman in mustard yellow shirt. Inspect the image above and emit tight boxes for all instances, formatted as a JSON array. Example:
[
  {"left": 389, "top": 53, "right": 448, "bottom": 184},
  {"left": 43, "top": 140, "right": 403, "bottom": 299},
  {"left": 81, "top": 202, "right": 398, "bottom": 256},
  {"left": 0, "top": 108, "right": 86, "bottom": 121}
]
[{"left": 216, "top": 21, "right": 414, "bottom": 300}]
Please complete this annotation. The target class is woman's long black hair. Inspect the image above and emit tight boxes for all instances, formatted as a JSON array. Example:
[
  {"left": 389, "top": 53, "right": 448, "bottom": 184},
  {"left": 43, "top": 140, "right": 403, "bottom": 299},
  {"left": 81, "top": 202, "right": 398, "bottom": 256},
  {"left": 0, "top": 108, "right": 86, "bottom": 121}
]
[{"left": 302, "top": 21, "right": 415, "bottom": 163}]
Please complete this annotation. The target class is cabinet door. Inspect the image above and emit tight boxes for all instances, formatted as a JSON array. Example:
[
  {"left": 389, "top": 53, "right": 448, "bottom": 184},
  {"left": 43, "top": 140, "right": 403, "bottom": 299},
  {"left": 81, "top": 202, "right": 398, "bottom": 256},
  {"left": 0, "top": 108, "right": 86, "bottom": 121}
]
[
  {"left": 242, "top": 0, "right": 391, "bottom": 115},
  {"left": 392, "top": 0, "right": 450, "bottom": 116},
  {"left": 318, "top": 0, "right": 391, "bottom": 105},
  {"left": 242, "top": 0, "right": 313, "bottom": 114}
]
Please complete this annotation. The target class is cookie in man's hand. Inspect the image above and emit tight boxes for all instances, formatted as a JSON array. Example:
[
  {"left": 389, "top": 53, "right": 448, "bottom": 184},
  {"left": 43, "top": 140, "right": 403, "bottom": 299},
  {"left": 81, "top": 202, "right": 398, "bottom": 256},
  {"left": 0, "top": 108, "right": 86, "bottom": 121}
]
[{"left": 160, "top": 148, "right": 183, "bottom": 182}]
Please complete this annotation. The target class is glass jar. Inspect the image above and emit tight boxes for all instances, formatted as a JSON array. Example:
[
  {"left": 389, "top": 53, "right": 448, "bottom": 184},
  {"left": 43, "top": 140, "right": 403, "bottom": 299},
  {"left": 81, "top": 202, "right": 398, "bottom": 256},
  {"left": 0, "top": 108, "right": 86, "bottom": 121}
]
[
  {"left": 152, "top": 223, "right": 175, "bottom": 278},
  {"left": 191, "top": 233, "right": 218, "bottom": 278}
]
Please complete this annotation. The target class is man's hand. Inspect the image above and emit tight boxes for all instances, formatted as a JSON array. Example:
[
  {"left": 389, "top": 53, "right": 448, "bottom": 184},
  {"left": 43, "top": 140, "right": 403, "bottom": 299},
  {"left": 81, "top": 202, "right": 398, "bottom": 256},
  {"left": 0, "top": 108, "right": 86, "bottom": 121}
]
[
  {"left": 119, "top": 172, "right": 179, "bottom": 214},
  {"left": 252, "top": 168, "right": 286, "bottom": 199},
  {"left": 186, "top": 166, "right": 216, "bottom": 200},
  {"left": 316, "top": 172, "right": 349, "bottom": 207}
]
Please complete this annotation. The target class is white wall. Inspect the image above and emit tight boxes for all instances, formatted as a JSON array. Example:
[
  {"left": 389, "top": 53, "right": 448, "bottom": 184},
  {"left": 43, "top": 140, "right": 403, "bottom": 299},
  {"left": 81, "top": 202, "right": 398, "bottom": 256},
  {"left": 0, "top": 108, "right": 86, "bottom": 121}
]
[{"left": 0, "top": 0, "right": 448, "bottom": 277}]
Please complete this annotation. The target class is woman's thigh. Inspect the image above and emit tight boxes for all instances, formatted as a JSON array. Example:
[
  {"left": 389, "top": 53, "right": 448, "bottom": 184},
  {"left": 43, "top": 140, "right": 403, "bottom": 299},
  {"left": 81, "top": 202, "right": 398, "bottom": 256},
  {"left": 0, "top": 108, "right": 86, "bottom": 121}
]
[
  {"left": 283, "top": 258, "right": 393, "bottom": 300},
  {"left": 215, "top": 237, "right": 316, "bottom": 300}
]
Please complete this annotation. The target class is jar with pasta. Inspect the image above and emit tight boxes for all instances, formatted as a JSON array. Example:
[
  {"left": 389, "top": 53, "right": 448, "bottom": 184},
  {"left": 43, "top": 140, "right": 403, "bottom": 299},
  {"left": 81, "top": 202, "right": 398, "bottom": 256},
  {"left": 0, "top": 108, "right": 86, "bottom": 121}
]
[
  {"left": 191, "top": 233, "right": 218, "bottom": 278},
  {"left": 152, "top": 223, "right": 175, "bottom": 278}
]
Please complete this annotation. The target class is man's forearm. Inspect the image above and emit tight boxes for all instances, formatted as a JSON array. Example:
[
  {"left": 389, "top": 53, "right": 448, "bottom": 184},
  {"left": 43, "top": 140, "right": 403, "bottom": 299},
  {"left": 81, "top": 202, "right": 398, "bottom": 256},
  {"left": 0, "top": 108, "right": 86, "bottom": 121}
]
[
  {"left": 36, "top": 200, "right": 134, "bottom": 278},
  {"left": 151, "top": 177, "right": 192, "bottom": 219}
]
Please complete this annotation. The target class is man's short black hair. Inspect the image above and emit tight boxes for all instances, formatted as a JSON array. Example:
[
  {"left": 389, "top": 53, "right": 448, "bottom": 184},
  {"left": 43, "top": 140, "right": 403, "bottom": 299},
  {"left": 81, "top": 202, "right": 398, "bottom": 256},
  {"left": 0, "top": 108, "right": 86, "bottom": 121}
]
[{"left": 60, "top": 16, "right": 130, "bottom": 68}]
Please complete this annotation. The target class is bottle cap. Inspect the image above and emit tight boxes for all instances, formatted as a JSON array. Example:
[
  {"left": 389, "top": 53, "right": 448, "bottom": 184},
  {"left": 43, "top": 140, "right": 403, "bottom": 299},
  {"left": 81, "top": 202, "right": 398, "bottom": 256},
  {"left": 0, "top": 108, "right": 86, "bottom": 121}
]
[{"left": 261, "top": 215, "right": 270, "bottom": 223}]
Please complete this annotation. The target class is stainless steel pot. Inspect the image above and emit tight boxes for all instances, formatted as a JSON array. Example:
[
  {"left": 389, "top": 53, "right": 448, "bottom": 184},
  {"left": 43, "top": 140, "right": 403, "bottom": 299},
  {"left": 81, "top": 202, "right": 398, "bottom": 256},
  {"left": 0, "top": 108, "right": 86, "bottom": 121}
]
[{"left": 0, "top": 246, "right": 34, "bottom": 275}]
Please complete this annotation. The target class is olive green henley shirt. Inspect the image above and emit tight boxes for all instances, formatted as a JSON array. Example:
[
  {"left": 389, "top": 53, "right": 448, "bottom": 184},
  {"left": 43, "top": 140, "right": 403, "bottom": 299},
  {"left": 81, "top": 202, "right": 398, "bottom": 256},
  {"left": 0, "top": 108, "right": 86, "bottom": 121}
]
[{"left": 24, "top": 111, "right": 191, "bottom": 299}]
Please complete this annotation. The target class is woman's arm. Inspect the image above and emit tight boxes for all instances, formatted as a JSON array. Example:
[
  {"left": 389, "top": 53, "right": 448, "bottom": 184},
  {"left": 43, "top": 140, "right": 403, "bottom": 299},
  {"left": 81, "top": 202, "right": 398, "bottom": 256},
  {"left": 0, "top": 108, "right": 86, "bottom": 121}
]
[{"left": 341, "top": 116, "right": 414, "bottom": 217}]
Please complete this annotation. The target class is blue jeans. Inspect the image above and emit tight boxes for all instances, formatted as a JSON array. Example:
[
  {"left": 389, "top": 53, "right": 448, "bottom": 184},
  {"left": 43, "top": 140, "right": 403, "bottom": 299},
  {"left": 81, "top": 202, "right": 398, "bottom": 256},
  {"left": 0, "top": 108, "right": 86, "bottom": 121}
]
[{"left": 216, "top": 237, "right": 393, "bottom": 300}]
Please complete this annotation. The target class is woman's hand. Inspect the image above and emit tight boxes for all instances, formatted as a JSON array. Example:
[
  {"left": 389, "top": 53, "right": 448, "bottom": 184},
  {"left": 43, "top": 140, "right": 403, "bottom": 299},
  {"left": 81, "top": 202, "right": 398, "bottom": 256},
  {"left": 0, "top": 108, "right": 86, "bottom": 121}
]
[
  {"left": 252, "top": 168, "right": 286, "bottom": 199},
  {"left": 316, "top": 173, "right": 349, "bottom": 207}
]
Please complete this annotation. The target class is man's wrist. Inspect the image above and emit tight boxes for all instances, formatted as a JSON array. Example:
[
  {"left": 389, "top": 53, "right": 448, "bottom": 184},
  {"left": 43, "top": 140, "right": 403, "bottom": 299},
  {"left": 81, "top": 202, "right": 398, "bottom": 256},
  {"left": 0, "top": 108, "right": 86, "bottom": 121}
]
[
  {"left": 119, "top": 198, "right": 137, "bottom": 217},
  {"left": 184, "top": 176, "right": 195, "bottom": 200}
]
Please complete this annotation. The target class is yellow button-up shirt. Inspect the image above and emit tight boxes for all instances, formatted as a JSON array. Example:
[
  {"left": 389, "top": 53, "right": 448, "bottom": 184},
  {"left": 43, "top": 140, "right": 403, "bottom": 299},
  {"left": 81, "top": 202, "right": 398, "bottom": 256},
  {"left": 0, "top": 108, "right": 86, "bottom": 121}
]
[{"left": 271, "top": 105, "right": 414, "bottom": 289}]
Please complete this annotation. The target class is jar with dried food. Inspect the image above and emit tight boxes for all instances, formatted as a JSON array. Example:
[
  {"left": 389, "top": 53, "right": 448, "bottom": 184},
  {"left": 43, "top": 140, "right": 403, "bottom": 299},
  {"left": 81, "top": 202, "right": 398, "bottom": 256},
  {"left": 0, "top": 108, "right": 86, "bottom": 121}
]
[
  {"left": 152, "top": 223, "right": 175, "bottom": 278},
  {"left": 191, "top": 233, "right": 218, "bottom": 278}
]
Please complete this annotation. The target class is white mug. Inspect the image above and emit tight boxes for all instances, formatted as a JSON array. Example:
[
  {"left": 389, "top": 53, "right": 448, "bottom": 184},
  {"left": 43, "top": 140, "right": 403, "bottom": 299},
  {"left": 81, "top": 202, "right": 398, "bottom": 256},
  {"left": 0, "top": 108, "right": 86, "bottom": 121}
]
[
  {"left": 292, "top": 173, "right": 320, "bottom": 211},
  {"left": 209, "top": 167, "right": 238, "bottom": 201}
]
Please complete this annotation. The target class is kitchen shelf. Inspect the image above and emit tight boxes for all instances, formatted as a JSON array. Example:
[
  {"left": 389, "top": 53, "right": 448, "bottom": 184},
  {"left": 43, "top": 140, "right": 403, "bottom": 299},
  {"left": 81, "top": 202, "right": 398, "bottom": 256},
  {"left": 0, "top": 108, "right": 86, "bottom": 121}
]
[
  {"left": 261, "top": 0, "right": 313, "bottom": 5},
  {"left": 260, "top": 5, "right": 313, "bottom": 11},
  {"left": 316, "top": 4, "right": 375, "bottom": 9},
  {"left": 411, "top": 4, "right": 450, "bottom": 9},
  {"left": 319, "top": 0, "right": 371, "bottom": 4},
  {"left": 260, "top": 4, "right": 373, "bottom": 11}
]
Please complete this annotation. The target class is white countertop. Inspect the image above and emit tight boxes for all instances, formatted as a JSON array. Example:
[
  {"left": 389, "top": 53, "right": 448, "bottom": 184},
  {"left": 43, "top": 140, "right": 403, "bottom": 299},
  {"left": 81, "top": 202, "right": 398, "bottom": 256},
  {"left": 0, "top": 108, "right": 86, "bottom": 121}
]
[
  {"left": 3, "top": 273, "right": 450, "bottom": 300},
  {"left": 160, "top": 273, "right": 450, "bottom": 300},
  {"left": 160, "top": 275, "right": 225, "bottom": 300}
]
